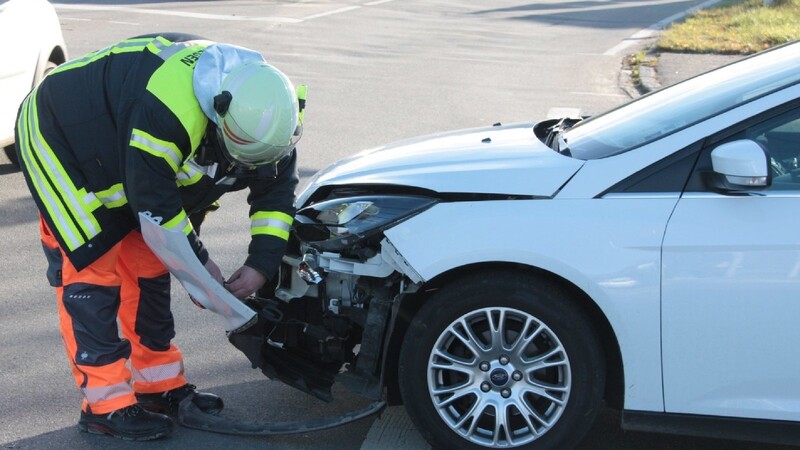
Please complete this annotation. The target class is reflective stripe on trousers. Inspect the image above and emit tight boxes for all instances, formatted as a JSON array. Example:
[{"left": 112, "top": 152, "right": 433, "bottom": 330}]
[{"left": 40, "top": 217, "right": 187, "bottom": 414}]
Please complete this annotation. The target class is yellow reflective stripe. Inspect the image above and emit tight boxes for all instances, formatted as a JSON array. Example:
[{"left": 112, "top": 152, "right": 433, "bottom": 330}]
[
  {"left": 296, "top": 84, "right": 307, "bottom": 125},
  {"left": 23, "top": 91, "right": 102, "bottom": 245},
  {"left": 95, "top": 183, "right": 128, "bottom": 208},
  {"left": 250, "top": 211, "right": 293, "bottom": 240},
  {"left": 145, "top": 36, "right": 173, "bottom": 55},
  {"left": 163, "top": 210, "right": 193, "bottom": 235},
  {"left": 130, "top": 129, "right": 183, "bottom": 173},
  {"left": 176, "top": 161, "right": 204, "bottom": 187},
  {"left": 17, "top": 95, "right": 85, "bottom": 250},
  {"left": 149, "top": 37, "right": 211, "bottom": 61},
  {"left": 146, "top": 44, "right": 209, "bottom": 151},
  {"left": 51, "top": 38, "right": 151, "bottom": 75},
  {"left": 79, "top": 188, "right": 102, "bottom": 212}
]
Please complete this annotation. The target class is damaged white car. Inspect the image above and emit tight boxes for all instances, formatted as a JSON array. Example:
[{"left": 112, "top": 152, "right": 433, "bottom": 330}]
[{"left": 229, "top": 41, "right": 800, "bottom": 449}]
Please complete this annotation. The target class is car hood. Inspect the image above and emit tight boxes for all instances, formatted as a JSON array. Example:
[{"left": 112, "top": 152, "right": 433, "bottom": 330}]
[{"left": 297, "top": 122, "right": 584, "bottom": 206}]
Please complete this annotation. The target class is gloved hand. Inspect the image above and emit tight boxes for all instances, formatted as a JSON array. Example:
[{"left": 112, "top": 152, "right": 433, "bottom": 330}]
[{"left": 225, "top": 265, "right": 267, "bottom": 299}]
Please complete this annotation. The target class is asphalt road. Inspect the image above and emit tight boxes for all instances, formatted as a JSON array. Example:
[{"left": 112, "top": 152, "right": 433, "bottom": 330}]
[{"left": 0, "top": 1, "right": 794, "bottom": 449}]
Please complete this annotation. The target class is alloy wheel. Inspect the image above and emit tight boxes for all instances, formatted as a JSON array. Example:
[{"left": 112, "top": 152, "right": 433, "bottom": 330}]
[{"left": 427, "top": 307, "right": 571, "bottom": 447}]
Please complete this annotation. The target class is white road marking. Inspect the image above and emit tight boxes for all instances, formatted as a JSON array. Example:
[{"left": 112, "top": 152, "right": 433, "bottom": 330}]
[
  {"left": 302, "top": 5, "right": 361, "bottom": 21},
  {"left": 55, "top": 1, "right": 393, "bottom": 24},
  {"left": 603, "top": 0, "right": 723, "bottom": 55},
  {"left": 109, "top": 21, "right": 140, "bottom": 26},
  {"left": 547, "top": 107, "right": 583, "bottom": 119},
  {"left": 361, "top": 406, "right": 430, "bottom": 450},
  {"left": 569, "top": 91, "right": 629, "bottom": 98},
  {"left": 53, "top": 4, "right": 302, "bottom": 23}
]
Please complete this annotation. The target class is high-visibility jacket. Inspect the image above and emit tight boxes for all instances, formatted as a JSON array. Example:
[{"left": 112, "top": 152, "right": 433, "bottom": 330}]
[{"left": 15, "top": 33, "right": 298, "bottom": 277}]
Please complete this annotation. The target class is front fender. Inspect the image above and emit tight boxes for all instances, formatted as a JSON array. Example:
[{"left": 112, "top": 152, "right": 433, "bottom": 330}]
[{"left": 383, "top": 198, "right": 675, "bottom": 412}]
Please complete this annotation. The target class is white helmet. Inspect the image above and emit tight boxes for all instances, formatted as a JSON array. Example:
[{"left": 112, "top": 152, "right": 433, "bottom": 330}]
[{"left": 213, "top": 62, "right": 301, "bottom": 167}]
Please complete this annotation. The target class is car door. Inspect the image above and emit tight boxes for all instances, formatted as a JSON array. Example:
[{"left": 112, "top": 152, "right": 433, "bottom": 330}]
[{"left": 662, "top": 103, "right": 800, "bottom": 421}]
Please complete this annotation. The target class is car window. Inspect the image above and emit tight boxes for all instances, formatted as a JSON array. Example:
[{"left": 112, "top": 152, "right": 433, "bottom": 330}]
[
  {"left": 562, "top": 42, "right": 800, "bottom": 160},
  {"left": 748, "top": 110, "right": 800, "bottom": 191},
  {"left": 686, "top": 105, "right": 800, "bottom": 193}
]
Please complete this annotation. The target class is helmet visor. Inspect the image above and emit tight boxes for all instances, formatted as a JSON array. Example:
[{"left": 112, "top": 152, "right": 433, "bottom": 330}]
[{"left": 217, "top": 123, "right": 302, "bottom": 168}]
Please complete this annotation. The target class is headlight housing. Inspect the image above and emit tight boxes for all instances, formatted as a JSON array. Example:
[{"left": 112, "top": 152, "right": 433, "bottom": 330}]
[{"left": 294, "top": 195, "right": 437, "bottom": 252}]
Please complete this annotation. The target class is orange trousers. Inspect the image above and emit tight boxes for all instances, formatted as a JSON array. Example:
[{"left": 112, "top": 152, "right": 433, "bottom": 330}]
[{"left": 40, "top": 217, "right": 187, "bottom": 415}]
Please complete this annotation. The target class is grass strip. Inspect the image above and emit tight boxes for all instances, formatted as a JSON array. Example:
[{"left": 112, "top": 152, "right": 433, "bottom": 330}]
[{"left": 658, "top": 0, "right": 800, "bottom": 54}]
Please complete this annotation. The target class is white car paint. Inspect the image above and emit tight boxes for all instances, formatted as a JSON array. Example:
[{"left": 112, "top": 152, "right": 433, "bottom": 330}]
[
  {"left": 663, "top": 193, "right": 800, "bottom": 420},
  {"left": 294, "top": 41, "right": 800, "bottom": 434},
  {"left": 383, "top": 198, "right": 675, "bottom": 410},
  {"left": 0, "top": 0, "right": 66, "bottom": 149},
  {"left": 297, "top": 122, "right": 584, "bottom": 206}
]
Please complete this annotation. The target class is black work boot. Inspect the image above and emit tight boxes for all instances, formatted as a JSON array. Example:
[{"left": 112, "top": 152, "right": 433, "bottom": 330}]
[
  {"left": 137, "top": 384, "right": 224, "bottom": 416},
  {"left": 78, "top": 404, "right": 174, "bottom": 441}
]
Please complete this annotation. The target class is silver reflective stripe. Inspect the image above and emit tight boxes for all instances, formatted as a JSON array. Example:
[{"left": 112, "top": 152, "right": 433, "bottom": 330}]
[
  {"left": 163, "top": 214, "right": 192, "bottom": 235},
  {"left": 131, "top": 361, "right": 184, "bottom": 383},
  {"left": 251, "top": 217, "right": 292, "bottom": 234},
  {"left": 98, "top": 188, "right": 127, "bottom": 206},
  {"left": 155, "top": 40, "right": 209, "bottom": 61},
  {"left": 177, "top": 159, "right": 217, "bottom": 184},
  {"left": 148, "top": 37, "right": 170, "bottom": 54},
  {"left": 18, "top": 100, "right": 83, "bottom": 249},
  {"left": 215, "top": 176, "right": 236, "bottom": 186},
  {"left": 177, "top": 164, "right": 202, "bottom": 183},
  {"left": 83, "top": 184, "right": 127, "bottom": 208},
  {"left": 82, "top": 191, "right": 99, "bottom": 206},
  {"left": 26, "top": 95, "right": 101, "bottom": 241},
  {"left": 131, "top": 132, "right": 182, "bottom": 170},
  {"left": 82, "top": 382, "right": 133, "bottom": 404},
  {"left": 61, "top": 39, "right": 148, "bottom": 68}
]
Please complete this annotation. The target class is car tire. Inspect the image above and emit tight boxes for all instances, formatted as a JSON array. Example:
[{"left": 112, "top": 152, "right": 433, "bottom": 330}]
[{"left": 398, "top": 271, "right": 605, "bottom": 450}]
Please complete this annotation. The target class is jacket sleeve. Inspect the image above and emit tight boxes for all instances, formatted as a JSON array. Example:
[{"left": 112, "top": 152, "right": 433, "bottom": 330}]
[
  {"left": 124, "top": 101, "right": 210, "bottom": 264},
  {"left": 243, "top": 149, "right": 299, "bottom": 279}
]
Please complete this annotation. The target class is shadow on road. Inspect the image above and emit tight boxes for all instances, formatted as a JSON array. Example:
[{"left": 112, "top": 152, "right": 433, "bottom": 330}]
[
  {"left": 472, "top": 0, "right": 698, "bottom": 30},
  {"left": 3, "top": 378, "right": 374, "bottom": 450}
]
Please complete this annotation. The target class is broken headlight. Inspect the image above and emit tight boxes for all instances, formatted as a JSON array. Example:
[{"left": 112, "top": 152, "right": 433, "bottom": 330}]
[{"left": 294, "top": 195, "right": 437, "bottom": 252}]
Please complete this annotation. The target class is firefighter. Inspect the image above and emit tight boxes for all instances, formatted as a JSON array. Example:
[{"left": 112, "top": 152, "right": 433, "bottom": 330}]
[{"left": 15, "top": 33, "right": 303, "bottom": 440}]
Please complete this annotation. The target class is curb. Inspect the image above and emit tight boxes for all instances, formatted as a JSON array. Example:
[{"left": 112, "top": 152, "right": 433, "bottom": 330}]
[{"left": 638, "top": 58, "right": 661, "bottom": 93}]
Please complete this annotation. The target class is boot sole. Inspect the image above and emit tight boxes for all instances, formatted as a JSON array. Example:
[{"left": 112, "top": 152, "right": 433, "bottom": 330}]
[
  {"left": 78, "top": 421, "right": 174, "bottom": 441},
  {"left": 138, "top": 400, "right": 223, "bottom": 416}
]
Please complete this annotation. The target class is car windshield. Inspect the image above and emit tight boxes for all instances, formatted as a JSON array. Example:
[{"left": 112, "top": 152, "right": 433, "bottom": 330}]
[{"left": 561, "top": 42, "right": 800, "bottom": 160}]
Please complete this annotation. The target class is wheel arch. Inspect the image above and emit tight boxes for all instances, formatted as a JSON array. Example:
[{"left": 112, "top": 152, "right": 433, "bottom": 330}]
[
  {"left": 48, "top": 45, "right": 67, "bottom": 66},
  {"left": 383, "top": 261, "right": 624, "bottom": 410},
  {"left": 33, "top": 45, "right": 67, "bottom": 86}
]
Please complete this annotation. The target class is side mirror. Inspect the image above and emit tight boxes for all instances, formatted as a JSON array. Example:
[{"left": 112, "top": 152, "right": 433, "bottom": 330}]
[{"left": 704, "top": 140, "right": 771, "bottom": 192}]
